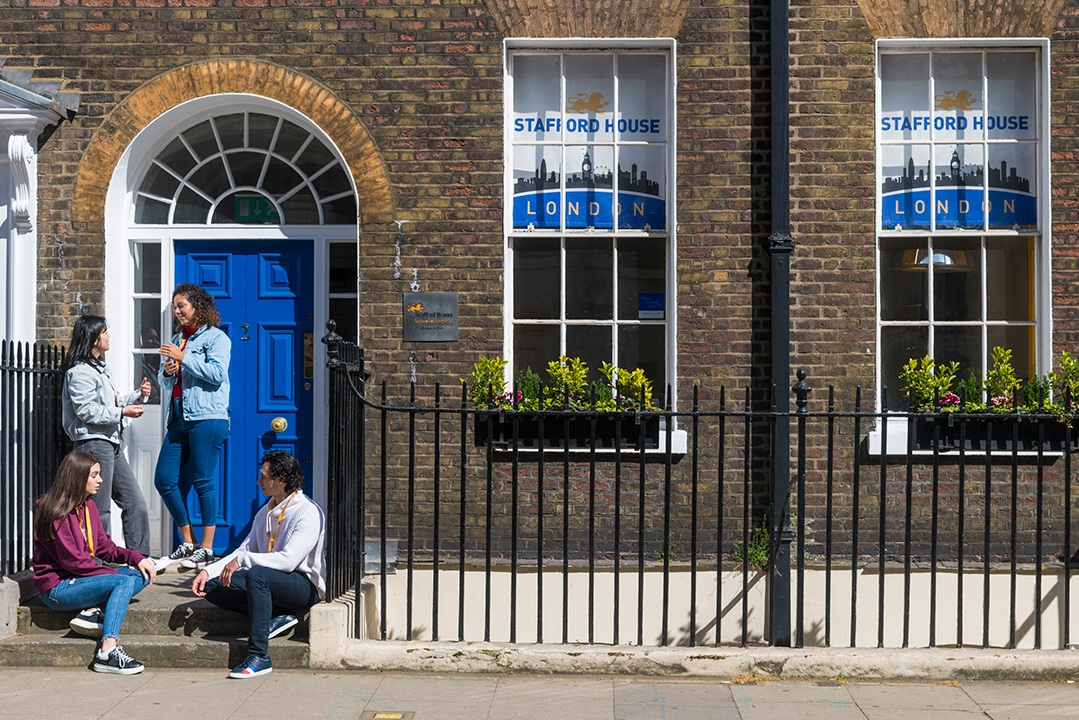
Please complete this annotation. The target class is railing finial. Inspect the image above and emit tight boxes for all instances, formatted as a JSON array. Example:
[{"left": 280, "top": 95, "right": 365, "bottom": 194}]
[
  {"left": 793, "top": 367, "right": 811, "bottom": 412},
  {"left": 322, "top": 319, "right": 342, "bottom": 364}
]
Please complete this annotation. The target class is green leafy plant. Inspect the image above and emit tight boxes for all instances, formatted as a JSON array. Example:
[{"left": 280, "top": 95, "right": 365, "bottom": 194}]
[
  {"left": 730, "top": 522, "right": 771, "bottom": 568},
  {"left": 543, "top": 355, "right": 590, "bottom": 410},
  {"left": 468, "top": 356, "right": 509, "bottom": 410},
  {"left": 985, "top": 346, "right": 1020, "bottom": 413},
  {"left": 599, "top": 362, "right": 657, "bottom": 411},
  {"left": 516, "top": 367, "right": 543, "bottom": 411},
  {"left": 1056, "top": 351, "right": 1079, "bottom": 411},
  {"left": 899, "top": 356, "right": 959, "bottom": 412}
]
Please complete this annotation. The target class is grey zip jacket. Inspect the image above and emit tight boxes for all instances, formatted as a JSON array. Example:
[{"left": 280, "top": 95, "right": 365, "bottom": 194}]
[{"left": 62, "top": 361, "right": 146, "bottom": 445}]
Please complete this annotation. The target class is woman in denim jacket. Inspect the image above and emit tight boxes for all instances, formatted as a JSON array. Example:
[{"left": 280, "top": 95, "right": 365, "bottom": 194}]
[
  {"left": 61, "top": 315, "right": 152, "bottom": 557},
  {"left": 155, "top": 282, "right": 231, "bottom": 570}
]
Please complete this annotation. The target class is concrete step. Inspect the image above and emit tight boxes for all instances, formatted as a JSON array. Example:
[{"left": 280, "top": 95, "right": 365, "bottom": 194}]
[
  {"left": 4, "top": 568, "right": 311, "bottom": 670},
  {"left": 0, "top": 633, "right": 309, "bottom": 669}
]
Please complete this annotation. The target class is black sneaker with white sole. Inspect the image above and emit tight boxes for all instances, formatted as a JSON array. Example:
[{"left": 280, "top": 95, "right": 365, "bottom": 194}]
[
  {"left": 168, "top": 542, "right": 196, "bottom": 562},
  {"left": 267, "top": 614, "right": 298, "bottom": 639},
  {"left": 69, "top": 609, "right": 104, "bottom": 639},
  {"left": 91, "top": 645, "right": 144, "bottom": 675},
  {"left": 180, "top": 546, "right": 214, "bottom": 569}
]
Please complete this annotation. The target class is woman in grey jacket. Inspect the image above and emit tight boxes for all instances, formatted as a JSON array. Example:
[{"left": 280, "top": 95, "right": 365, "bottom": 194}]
[
  {"left": 155, "top": 283, "right": 231, "bottom": 570},
  {"left": 61, "top": 315, "right": 152, "bottom": 557}
]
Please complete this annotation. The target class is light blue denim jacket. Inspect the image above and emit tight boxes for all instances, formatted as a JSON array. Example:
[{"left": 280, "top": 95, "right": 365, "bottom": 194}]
[
  {"left": 159, "top": 325, "right": 231, "bottom": 422},
  {"left": 62, "top": 362, "right": 146, "bottom": 445}
]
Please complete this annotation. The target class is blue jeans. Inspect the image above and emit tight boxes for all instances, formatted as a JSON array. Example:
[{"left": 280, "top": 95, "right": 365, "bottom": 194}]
[
  {"left": 153, "top": 398, "right": 229, "bottom": 528},
  {"left": 204, "top": 566, "right": 320, "bottom": 659},
  {"left": 40, "top": 568, "right": 149, "bottom": 640}
]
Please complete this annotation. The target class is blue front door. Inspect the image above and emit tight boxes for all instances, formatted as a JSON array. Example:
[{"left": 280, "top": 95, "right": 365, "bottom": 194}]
[{"left": 174, "top": 240, "right": 314, "bottom": 552}]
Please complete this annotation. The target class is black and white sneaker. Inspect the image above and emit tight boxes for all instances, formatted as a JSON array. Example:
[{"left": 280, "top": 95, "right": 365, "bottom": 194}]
[
  {"left": 180, "top": 546, "right": 214, "bottom": 569},
  {"left": 267, "top": 614, "right": 298, "bottom": 639},
  {"left": 168, "top": 542, "right": 196, "bottom": 562},
  {"left": 91, "top": 645, "right": 144, "bottom": 675},
  {"left": 70, "top": 608, "right": 104, "bottom": 638}
]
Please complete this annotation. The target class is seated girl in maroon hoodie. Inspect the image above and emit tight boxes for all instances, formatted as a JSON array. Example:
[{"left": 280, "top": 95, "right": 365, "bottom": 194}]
[{"left": 33, "top": 450, "right": 157, "bottom": 674}]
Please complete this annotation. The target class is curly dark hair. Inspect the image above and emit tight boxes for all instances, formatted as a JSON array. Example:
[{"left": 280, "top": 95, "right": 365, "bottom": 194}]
[
  {"left": 261, "top": 450, "right": 305, "bottom": 493},
  {"left": 172, "top": 282, "right": 221, "bottom": 329}
]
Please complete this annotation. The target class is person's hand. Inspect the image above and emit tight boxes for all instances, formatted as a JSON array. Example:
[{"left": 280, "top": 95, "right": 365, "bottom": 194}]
[
  {"left": 136, "top": 557, "right": 157, "bottom": 583},
  {"left": 122, "top": 405, "right": 145, "bottom": 418},
  {"left": 140, "top": 377, "right": 152, "bottom": 398},
  {"left": 191, "top": 570, "right": 209, "bottom": 597},
  {"left": 219, "top": 558, "right": 240, "bottom": 587},
  {"left": 163, "top": 359, "right": 178, "bottom": 377},
  {"left": 160, "top": 342, "right": 185, "bottom": 363}
]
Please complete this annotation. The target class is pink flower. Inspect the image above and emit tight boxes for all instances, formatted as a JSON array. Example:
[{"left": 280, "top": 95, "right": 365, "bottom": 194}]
[{"left": 940, "top": 392, "right": 960, "bottom": 407}]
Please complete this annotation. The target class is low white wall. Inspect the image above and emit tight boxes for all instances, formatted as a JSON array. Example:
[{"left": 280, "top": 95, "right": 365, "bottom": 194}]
[{"left": 355, "top": 563, "right": 1079, "bottom": 649}]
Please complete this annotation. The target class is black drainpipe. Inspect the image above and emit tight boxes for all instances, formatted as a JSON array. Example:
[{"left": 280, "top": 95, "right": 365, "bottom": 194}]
[{"left": 768, "top": 0, "right": 794, "bottom": 647}]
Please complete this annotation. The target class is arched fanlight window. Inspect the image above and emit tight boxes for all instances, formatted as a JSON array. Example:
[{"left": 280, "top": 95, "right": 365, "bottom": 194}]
[{"left": 134, "top": 112, "right": 357, "bottom": 225}]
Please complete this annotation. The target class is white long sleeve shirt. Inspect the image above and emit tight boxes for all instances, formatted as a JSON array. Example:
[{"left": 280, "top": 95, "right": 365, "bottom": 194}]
[{"left": 204, "top": 490, "right": 327, "bottom": 599}]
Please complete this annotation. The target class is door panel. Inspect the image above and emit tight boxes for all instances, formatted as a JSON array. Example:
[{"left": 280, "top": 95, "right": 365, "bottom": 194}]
[{"left": 175, "top": 240, "right": 314, "bottom": 553}]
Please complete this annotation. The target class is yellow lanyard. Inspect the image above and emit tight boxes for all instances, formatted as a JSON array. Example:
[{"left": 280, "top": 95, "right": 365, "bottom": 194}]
[
  {"left": 267, "top": 493, "right": 296, "bottom": 551},
  {"left": 77, "top": 503, "right": 94, "bottom": 556}
]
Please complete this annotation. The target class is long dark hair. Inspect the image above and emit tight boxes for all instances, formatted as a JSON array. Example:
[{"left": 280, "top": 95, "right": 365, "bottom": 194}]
[
  {"left": 61, "top": 315, "right": 107, "bottom": 373},
  {"left": 34, "top": 450, "right": 100, "bottom": 541},
  {"left": 173, "top": 282, "right": 221, "bottom": 329}
]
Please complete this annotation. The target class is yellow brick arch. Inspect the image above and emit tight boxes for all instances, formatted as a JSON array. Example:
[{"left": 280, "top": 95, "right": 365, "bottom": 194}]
[{"left": 73, "top": 58, "right": 393, "bottom": 229}]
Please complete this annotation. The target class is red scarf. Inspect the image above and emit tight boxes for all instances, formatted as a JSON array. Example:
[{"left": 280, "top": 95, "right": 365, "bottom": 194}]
[{"left": 171, "top": 326, "right": 195, "bottom": 400}]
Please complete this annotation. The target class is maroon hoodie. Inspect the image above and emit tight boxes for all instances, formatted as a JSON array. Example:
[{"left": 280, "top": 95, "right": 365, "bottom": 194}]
[{"left": 32, "top": 498, "right": 145, "bottom": 596}]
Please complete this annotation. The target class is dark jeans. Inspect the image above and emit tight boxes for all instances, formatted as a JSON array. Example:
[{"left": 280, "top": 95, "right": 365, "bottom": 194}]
[
  {"left": 204, "top": 566, "right": 319, "bottom": 659},
  {"left": 75, "top": 439, "right": 150, "bottom": 557},
  {"left": 153, "top": 398, "right": 229, "bottom": 529}
]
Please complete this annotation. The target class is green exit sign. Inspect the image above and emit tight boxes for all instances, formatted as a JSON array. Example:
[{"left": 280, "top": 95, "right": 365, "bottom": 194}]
[{"left": 235, "top": 195, "right": 280, "bottom": 222}]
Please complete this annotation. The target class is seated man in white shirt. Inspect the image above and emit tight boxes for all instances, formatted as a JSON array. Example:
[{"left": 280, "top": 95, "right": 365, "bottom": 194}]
[{"left": 191, "top": 450, "right": 326, "bottom": 678}]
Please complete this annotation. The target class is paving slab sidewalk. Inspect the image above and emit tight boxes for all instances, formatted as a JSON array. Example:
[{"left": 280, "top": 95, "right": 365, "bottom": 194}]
[{"left": 2, "top": 669, "right": 1079, "bottom": 720}]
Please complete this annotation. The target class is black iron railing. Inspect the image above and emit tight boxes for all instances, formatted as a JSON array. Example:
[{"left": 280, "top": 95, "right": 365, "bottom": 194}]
[
  {"left": 0, "top": 341, "right": 68, "bottom": 576},
  {"left": 325, "top": 335, "right": 1079, "bottom": 649}
]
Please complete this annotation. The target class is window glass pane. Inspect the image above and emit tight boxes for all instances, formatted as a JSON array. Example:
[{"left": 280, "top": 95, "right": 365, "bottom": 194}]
[
  {"left": 935, "top": 325, "right": 982, "bottom": 382},
  {"left": 618, "top": 238, "right": 666, "bottom": 321},
  {"left": 934, "top": 143, "right": 984, "bottom": 230},
  {"left": 213, "top": 192, "right": 281, "bottom": 225},
  {"left": 329, "top": 298, "right": 358, "bottom": 344},
  {"left": 135, "top": 354, "right": 161, "bottom": 405},
  {"left": 880, "top": 53, "right": 930, "bottom": 142},
  {"left": 175, "top": 188, "right": 211, "bottom": 224},
  {"left": 513, "top": 145, "right": 562, "bottom": 229},
  {"left": 931, "top": 53, "right": 982, "bottom": 143},
  {"left": 566, "top": 238, "right": 613, "bottom": 319},
  {"left": 158, "top": 136, "right": 198, "bottom": 176},
  {"left": 226, "top": 151, "right": 267, "bottom": 187},
  {"left": 986, "top": 52, "right": 1037, "bottom": 141},
  {"left": 986, "top": 237, "right": 1033, "bottom": 321},
  {"left": 566, "top": 325, "right": 612, "bottom": 386},
  {"left": 182, "top": 120, "right": 219, "bottom": 161},
  {"left": 512, "top": 54, "right": 561, "bottom": 144},
  {"left": 188, "top": 158, "right": 231, "bottom": 198},
  {"left": 133, "top": 243, "right": 161, "bottom": 294},
  {"left": 134, "top": 298, "right": 160, "bottom": 349},
  {"left": 987, "top": 144, "right": 1037, "bottom": 230},
  {"left": 329, "top": 243, "right": 358, "bottom": 294},
  {"left": 514, "top": 238, "right": 559, "bottom": 319},
  {"left": 134, "top": 196, "right": 169, "bottom": 225},
  {"left": 273, "top": 120, "right": 308, "bottom": 161},
  {"left": 262, "top": 157, "right": 303, "bottom": 196},
  {"left": 566, "top": 145, "right": 613, "bottom": 229},
  {"left": 618, "top": 145, "right": 665, "bottom": 230},
  {"left": 311, "top": 164, "right": 350, "bottom": 198},
  {"left": 932, "top": 236, "right": 980, "bottom": 321},
  {"left": 987, "top": 325, "right": 1035, "bottom": 383},
  {"left": 323, "top": 195, "right": 357, "bottom": 225},
  {"left": 881, "top": 144, "right": 931, "bottom": 229},
  {"left": 881, "top": 238, "right": 928, "bottom": 322},
  {"left": 141, "top": 162, "right": 179, "bottom": 198},
  {"left": 565, "top": 55, "right": 614, "bottom": 143},
  {"left": 248, "top": 114, "right": 278, "bottom": 150},
  {"left": 514, "top": 325, "right": 560, "bottom": 378},
  {"left": 281, "top": 189, "right": 319, "bottom": 224},
  {"left": 618, "top": 324, "right": 666, "bottom": 397},
  {"left": 296, "top": 138, "right": 336, "bottom": 178},
  {"left": 617, "top": 54, "right": 666, "bottom": 140},
  {"left": 214, "top": 114, "right": 245, "bottom": 150},
  {"left": 881, "top": 325, "right": 928, "bottom": 408}
]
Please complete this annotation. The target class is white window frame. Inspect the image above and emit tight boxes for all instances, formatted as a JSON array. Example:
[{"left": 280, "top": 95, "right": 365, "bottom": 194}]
[
  {"left": 502, "top": 38, "right": 679, "bottom": 411},
  {"left": 874, "top": 38, "right": 1052, "bottom": 413}
]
